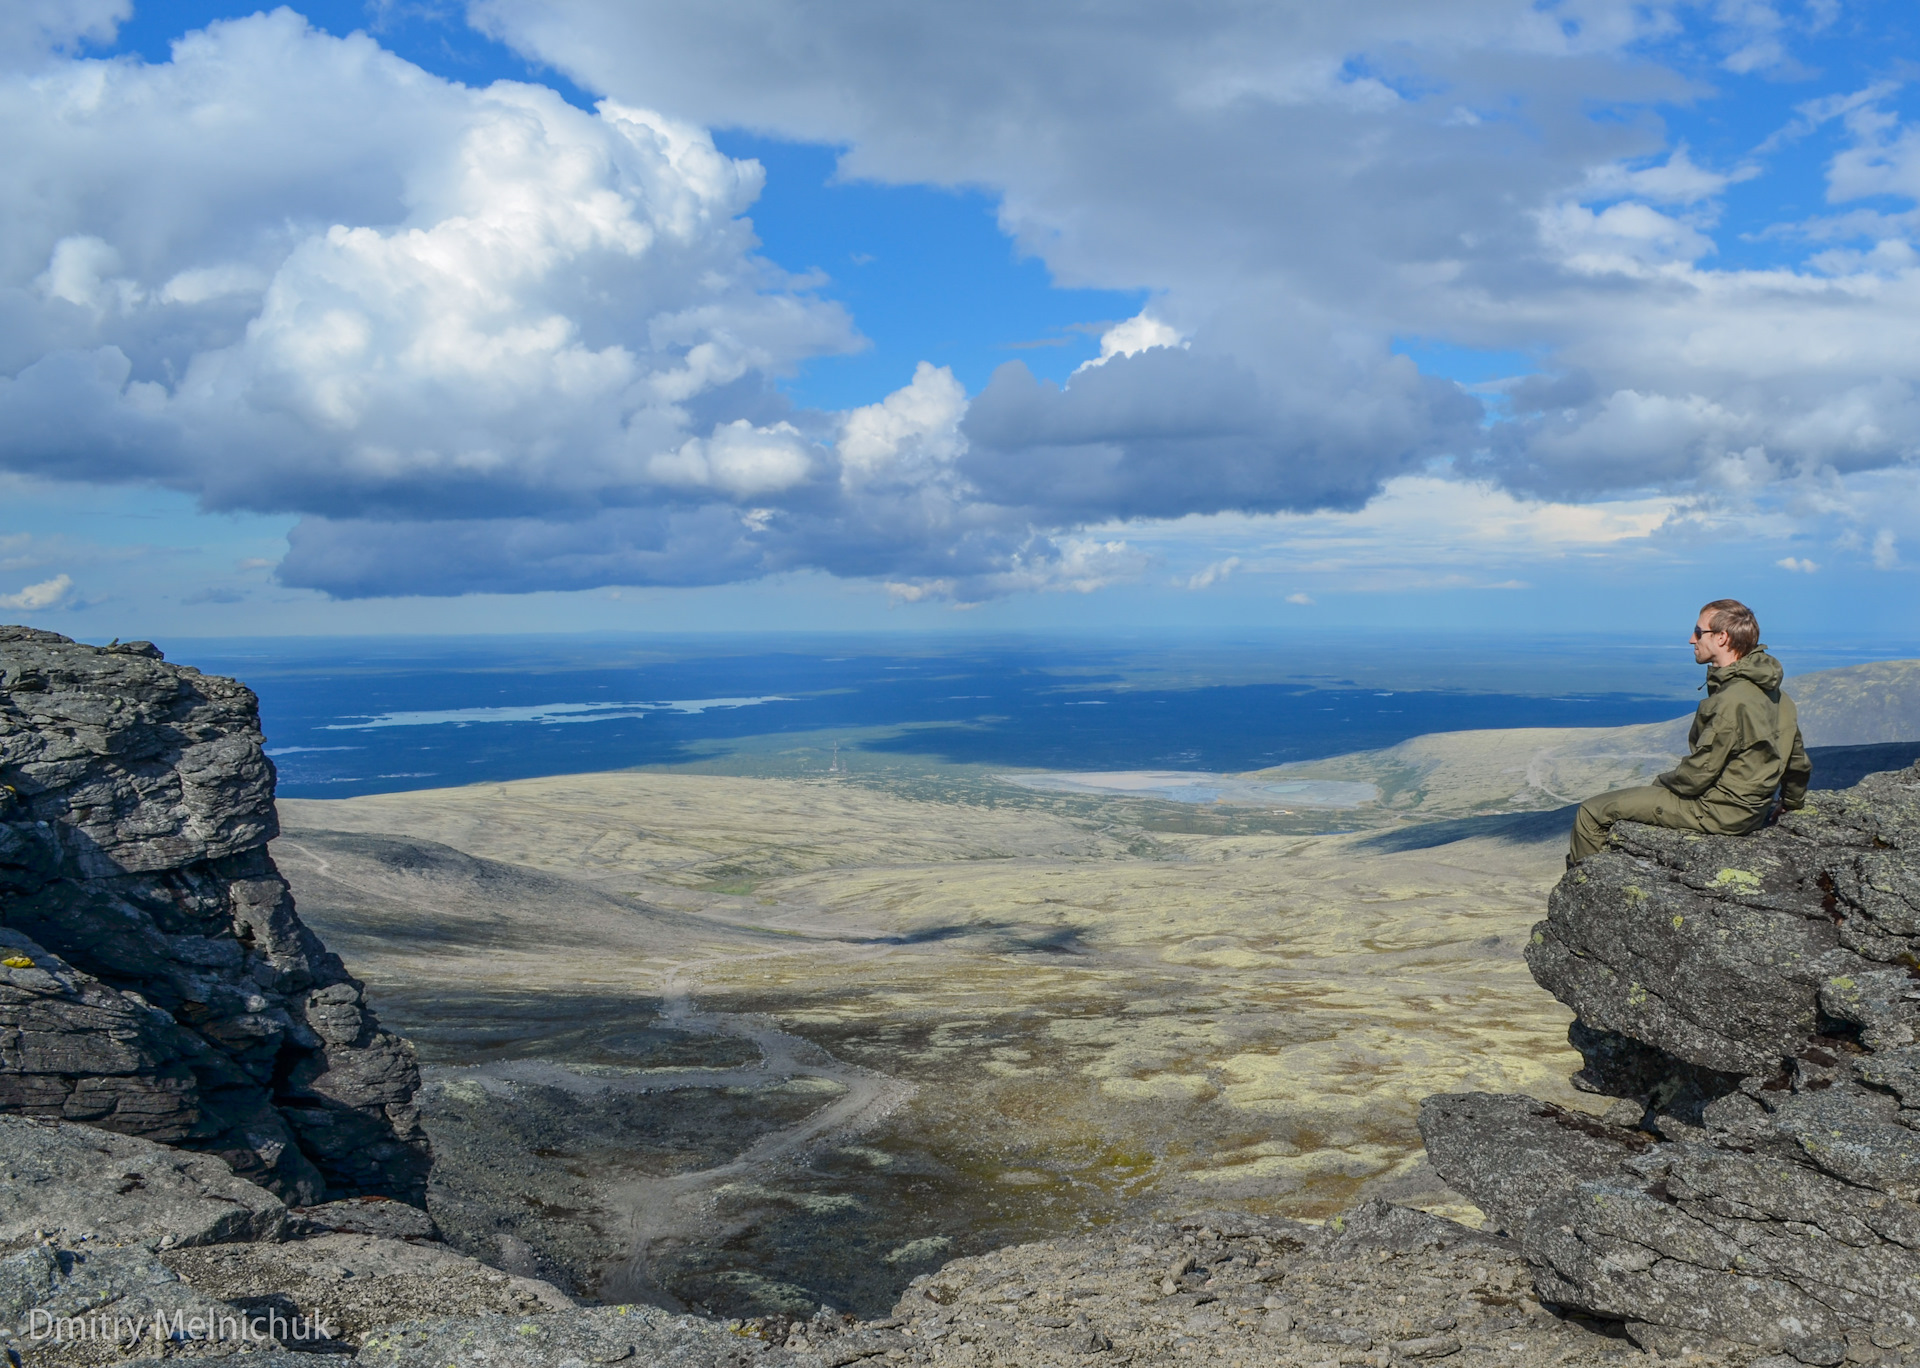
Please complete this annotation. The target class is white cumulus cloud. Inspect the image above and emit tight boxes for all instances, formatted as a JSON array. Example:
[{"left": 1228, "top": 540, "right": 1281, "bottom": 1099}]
[
  {"left": 0, "top": 573, "right": 73, "bottom": 611},
  {"left": 0, "top": 0, "right": 126, "bottom": 69},
  {"left": 649, "top": 421, "right": 815, "bottom": 497},
  {"left": 474, "top": 0, "right": 1920, "bottom": 517},
  {"left": 1075, "top": 312, "right": 1186, "bottom": 373},
  {"left": 0, "top": 12, "right": 857, "bottom": 560},
  {"left": 10, "top": 2, "right": 1920, "bottom": 608},
  {"left": 837, "top": 361, "right": 967, "bottom": 486}
]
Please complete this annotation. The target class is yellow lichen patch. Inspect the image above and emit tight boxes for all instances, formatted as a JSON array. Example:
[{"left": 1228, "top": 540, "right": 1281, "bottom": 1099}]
[
  {"left": 884, "top": 1236, "right": 953, "bottom": 1264},
  {"left": 1160, "top": 937, "right": 1273, "bottom": 969},
  {"left": 835, "top": 1146, "right": 893, "bottom": 1168},
  {"left": 1186, "top": 1143, "right": 1403, "bottom": 1186},
  {"left": 1100, "top": 1074, "right": 1216, "bottom": 1103},
  {"left": 1202, "top": 1138, "right": 1304, "bottom": 1165},
  {"left": 1410, "top": 1196, "right": 1488, "bottom": 1228},
  {"left": 1212, "top": 1025, "right": 1584, "bottom": 1138},
  {"left": 714, "top": 1183, "right": 862, "bottom": 1216},
  {"left": 700, "top": 1270, "right": 818, "bottom": 1315},
  {"left": 1710, "top": 868, "right": 1762, "bottom": 892}
]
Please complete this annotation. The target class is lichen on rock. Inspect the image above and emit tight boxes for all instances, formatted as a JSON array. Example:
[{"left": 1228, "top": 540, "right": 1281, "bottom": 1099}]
[{"left": 1421, "top": 760, "right": 1920, "bottom": 1360}]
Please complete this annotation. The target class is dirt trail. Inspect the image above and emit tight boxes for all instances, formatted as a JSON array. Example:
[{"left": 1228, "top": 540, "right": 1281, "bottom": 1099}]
[
  {"left": 428, "top": 948, "right": 916, "bottom": 1310},
  {"left": 280, "top": 823, "right": 922, "bottom": 1307}
]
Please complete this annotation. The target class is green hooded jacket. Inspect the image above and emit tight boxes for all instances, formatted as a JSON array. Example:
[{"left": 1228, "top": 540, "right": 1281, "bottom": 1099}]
[{"left": 1656, "top": 648, "right": 1813, "bottom": 831}]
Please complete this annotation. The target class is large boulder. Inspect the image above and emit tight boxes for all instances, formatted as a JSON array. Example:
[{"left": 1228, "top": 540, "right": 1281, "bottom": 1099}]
[
  {"left": 1421, "top": 762, "right": 1920, "bottom": 1360},
  {"left": 0, "top": 627, "right": 428, "bottom": 1204},
  {"left": 159, "top": 1230, "right": 577, "bottom": 1347},
  {"left": 0, "top": 1241, "right": 257, "bottom": 1366},
  {"left": 0, "top": 1114, "right": 286, "bottom": 1248}
]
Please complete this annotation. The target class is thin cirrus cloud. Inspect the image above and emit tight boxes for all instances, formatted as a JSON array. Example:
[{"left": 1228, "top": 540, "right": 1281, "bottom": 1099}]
[{"left": 1, "top": 1, "right": 1917, "bottom": 608}]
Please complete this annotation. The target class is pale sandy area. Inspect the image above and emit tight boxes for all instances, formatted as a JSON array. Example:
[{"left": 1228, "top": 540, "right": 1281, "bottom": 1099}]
[
  {"left": 1000, "top": 771, "right": 1381, "bottom": 807},
  {"left": 279, "top": 763, "right": 1607, "bottom": 1234},
  {"left": 1253, "top": 717, "right": 1691, "bottom": 815}
]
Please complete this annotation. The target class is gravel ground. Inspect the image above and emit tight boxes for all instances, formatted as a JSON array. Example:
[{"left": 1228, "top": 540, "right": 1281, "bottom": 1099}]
[{"left": 744, "top": 1202, "right": 1714, "bottom": 1368}]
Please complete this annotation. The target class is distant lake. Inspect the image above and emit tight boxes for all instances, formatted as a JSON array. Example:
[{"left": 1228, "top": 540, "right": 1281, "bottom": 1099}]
[{"left": 154, "top": 631, "right": 1876, "bottom": 800}]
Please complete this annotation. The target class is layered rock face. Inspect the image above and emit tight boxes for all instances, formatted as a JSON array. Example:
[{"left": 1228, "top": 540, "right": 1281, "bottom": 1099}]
[
  {"left": 1422, "top": 762, "right": 1920, "bottom": 1359},
  {"left": 0, "top": 626, "right": 428, "bottom": 1205}
]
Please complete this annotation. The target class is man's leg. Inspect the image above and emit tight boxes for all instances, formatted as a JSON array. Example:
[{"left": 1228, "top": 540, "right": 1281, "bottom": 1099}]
[{"left": 1568, "top": 785, "right": 1704, "bottom": 864}]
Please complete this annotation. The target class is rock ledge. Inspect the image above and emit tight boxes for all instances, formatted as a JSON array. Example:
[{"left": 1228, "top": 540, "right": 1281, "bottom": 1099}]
[
  {"left": 1421, "top": 762, "right": 1920, "bottom": 1361},
  {"left": 0, "top": 626, "right": 428, "bottom": 1203}
]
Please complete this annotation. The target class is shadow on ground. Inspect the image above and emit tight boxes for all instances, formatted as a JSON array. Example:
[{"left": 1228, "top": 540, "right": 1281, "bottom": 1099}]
[
  {"left": 1354, "top": 807, "right": 1577, "bottom": 854},
  {"left": 1807, "top": 742, "right": 1920, "bottom": 790}
]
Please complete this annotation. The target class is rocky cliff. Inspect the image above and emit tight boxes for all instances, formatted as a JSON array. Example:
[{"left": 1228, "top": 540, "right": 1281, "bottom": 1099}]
[
  {"left": 0, "top": 626, "right": 428, "bottom": 1204},
  {"left": 1421, "top": 761, "right": 1920, "bottom": 1360}
]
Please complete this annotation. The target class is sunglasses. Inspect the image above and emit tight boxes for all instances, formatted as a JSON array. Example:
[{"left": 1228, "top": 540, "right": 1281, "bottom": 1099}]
[{"left": 1691, "top": 624, "right": 1726, "bottom": 639}]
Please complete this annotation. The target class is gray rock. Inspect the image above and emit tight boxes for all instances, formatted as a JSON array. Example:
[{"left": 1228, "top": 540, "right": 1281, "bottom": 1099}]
[
  {"left": 1421, "top": 760, "right": 1920, "bottom": 1356},
  {"left": 0, "top": 626, "right": 429, "bottom": 1204},
  {"left": 161, "top": 1230, "right": 574, "bottom": 1346},
  {"left": 354, "top": 1304, "right": 792, "bottom": 1366},
  {"left": 0, "top": 1241, "right": 196, "bottom": 1323},
  {"left": 294, "top": 1196, "right": 439, "bottom": 1242},
  {"left": 1310, "top": 1196, "right": 1512, "bottom": 1257},
  {"left": 1392, "top": 1333, "right": 1462, "bottom": 1358},
  {"left": 880, "top": 1207, "right": 1628, "bottom": 1367},
  {"left": 0, "top": 928, "right": 206, "bottom": 1143},
  {"left": 117, "top": 1356, "right": 316, "bottom": 1368},
  {"left": 0, "top": 1113, "right": 286, "bottom": 1247},
  {"left": 1416, "top": 1097, "right": 1648, "bottom": 1237},
  {"left": 0, "top": 1241, "right": 265, "bottom": 1366}
]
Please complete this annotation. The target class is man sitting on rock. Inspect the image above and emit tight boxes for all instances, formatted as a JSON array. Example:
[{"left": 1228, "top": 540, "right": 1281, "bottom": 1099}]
[{"left": 1567, "top": 598, "right": 1812, "bottom": 866}]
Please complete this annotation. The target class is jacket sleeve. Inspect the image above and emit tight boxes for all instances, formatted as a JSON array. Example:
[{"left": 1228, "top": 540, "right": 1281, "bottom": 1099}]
[
  {"left": 1657, "top": 702, "right": 1737, "bottom": 799},
  {"left": 1780, "top": 725, "right": 1813, "bottom": 809}
]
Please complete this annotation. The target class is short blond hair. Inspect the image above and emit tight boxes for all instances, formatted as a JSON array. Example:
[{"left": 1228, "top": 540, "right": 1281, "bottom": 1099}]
[{"left": 1700, "top": 599, "right": 1759, "bottom": 657}]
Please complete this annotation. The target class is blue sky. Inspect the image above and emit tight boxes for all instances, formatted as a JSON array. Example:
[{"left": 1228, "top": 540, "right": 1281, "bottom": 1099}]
[{"left": 3, "top": 0, "right": 1919, "bottom": 638}]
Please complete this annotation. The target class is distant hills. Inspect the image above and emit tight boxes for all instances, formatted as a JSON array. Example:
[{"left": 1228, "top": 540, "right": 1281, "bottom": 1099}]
[
  {"left": 1249, "top": 655, "right": 1920, "bottom": 822},
  {"left": 1784, "top": 658, "right": 1920, "bottom": 746}
]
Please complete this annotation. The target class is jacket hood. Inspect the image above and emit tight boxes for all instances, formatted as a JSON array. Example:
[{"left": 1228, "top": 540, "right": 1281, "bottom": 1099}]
[{"left": 1708, "top": 648, "right": 1784, "bottom": 693}]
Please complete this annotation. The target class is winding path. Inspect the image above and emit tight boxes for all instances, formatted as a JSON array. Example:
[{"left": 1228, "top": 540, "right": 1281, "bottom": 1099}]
[{"left": 427, "top": 948, "right": 917, "bottom": 1310}]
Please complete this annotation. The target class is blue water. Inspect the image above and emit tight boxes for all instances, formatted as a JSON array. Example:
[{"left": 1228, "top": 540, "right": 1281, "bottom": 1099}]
[{"left": 147, "top": 632, "right": 1739, "bottom": 800}]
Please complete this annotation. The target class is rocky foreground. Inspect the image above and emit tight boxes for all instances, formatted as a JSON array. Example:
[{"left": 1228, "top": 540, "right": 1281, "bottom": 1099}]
[
  {"left": 0, "top": 626, "right": 427, "bottom": 1204},
  {"left": 1423, "top": 763, "right": 1920, "bottom": 1362},
  {"left": 2, "top": 625, "right": 1917, "bottom": 1365},
  {"left": 0, "top": 1121, "right": 1644, "bottom": 1367}
]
